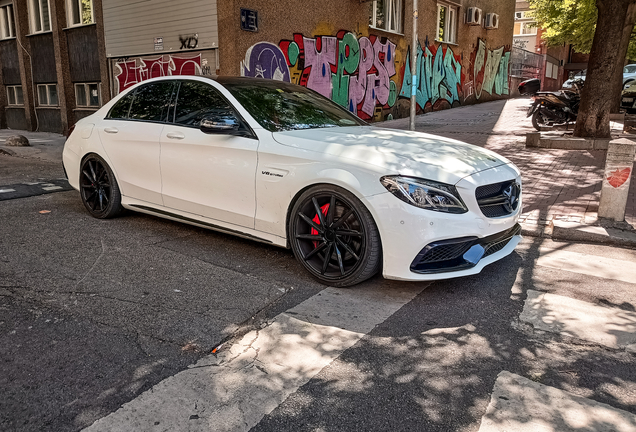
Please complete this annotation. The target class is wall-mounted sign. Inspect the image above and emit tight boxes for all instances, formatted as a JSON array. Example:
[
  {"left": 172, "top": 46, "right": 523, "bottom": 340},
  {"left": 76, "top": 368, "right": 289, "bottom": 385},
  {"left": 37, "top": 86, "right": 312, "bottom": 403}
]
[
  {"left": 240, "top": 8, "right": 258, "bottom": 32},
  {"left": 154, "top": 37, "right": 163, "bottom": 51}
]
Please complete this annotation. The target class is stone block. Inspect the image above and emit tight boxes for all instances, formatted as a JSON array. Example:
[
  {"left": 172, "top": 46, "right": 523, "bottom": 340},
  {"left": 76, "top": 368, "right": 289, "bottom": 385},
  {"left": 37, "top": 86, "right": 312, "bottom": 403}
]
[
  {"left": 598, "top": 138, "right": 636, "bottom": 221},
  {"left": 4, "top": 135, "right": 30, "bottom": 147},
  {"left": 525, "top": 132, "right": 540, "bottom": 147}
]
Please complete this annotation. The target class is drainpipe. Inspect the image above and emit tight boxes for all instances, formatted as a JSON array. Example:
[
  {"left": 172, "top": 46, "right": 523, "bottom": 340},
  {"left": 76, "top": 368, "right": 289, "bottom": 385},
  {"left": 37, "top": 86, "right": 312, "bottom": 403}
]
[{"left": 409, "top": 0, "right": 418, "bottom": 131}]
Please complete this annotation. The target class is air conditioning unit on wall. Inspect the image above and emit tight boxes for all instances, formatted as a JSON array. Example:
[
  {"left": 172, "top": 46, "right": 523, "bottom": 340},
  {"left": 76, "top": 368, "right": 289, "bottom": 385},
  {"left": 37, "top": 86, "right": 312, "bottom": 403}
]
[
  {"left": 466, "top": 7, "right": 482, "bottom": 25},
  {"left": 485, "top": 13, "right": 499, "bottom": 29}
]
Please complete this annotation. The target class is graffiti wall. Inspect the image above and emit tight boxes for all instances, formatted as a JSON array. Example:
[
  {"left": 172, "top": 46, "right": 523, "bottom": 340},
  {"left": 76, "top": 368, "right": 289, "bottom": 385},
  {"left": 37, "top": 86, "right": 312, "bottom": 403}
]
[
  {"left": 470, "top": 39, "right": 511, "bottom": 100},
  {"left": 241, "top": 31, "right": 400, "bottom": 121},
  {"left": 112, "top": 50, "right": 215, "bottom": 94},
  {"left": 399, "top": 41, "right": 463, "bottom": 111},
  {"left": 240, "top": 34, "right": 511, "bottom": 121}
]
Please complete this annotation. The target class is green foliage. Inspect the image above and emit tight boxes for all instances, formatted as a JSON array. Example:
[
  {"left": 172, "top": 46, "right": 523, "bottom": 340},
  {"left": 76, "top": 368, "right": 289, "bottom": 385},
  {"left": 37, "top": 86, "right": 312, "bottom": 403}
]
[
  {"left": 527, "top": 0, "right": 598, "bottom": 53},
  {"left": 82, "top": 0, "right": 92, "bottom": 25},
  {"left": 529, "top": 0, "right": 636, "bottom": 59}
]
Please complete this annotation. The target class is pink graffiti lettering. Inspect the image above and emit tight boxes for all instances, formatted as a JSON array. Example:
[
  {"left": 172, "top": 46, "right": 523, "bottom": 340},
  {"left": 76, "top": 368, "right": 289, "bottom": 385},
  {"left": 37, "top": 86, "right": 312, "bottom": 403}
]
[
  {"left": 113, "top": 54, "right": 204, "bottom": 94},
  {"left": 302, "top": 36, "right": 337, "bottom": 98},
  {"left": 269, "top": 32, "right": 398, "bottom": 119}
]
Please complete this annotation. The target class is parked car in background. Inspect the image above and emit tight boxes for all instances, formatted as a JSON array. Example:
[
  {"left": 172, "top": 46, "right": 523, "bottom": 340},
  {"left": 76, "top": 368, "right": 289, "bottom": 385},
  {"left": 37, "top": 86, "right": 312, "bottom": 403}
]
[
  {"left": 621, "top": 81, "right": 636, "bottom": 113},
  {"left": 623, "top": 64, "right": 636, "bottom": 87},
  {"left": 63, "top": 76, "right": 523, "bottom": 287},
  {"left": 562, "top": 70, "right": 586, "bottom": 89}
]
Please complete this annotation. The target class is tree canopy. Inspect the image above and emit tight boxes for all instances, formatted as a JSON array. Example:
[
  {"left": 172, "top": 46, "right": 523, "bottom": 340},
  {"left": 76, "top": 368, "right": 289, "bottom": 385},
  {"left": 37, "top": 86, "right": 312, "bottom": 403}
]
[{"left": 528, "top": 0, "right": 636, "bottom": 59}]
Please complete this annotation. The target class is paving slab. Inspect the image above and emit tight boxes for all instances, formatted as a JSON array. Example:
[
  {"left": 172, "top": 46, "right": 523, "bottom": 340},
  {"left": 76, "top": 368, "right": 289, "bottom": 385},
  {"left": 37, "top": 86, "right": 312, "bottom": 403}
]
[
  {"left": 479, "top": 371, "right": 636, "bottom": 432},
  {"left": 520, "top": 290, "right": 636, "bottom": 351}
]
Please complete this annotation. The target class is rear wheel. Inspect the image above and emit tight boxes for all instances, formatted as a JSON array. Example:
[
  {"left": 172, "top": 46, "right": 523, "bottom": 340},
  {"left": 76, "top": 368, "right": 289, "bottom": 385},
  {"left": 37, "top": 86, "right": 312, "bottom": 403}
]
[
  {"left": 79, "top": 155, "right": 123, "bottom": 219},
  {"left": 289, "top": 185, "right": 381, "bottom": 287}
]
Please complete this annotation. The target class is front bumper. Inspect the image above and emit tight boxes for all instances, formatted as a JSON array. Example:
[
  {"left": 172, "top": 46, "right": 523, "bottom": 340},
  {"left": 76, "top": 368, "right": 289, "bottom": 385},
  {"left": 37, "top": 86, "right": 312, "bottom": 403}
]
[{"left": 365, "top": 173, "right": 522, "bottom": 282}]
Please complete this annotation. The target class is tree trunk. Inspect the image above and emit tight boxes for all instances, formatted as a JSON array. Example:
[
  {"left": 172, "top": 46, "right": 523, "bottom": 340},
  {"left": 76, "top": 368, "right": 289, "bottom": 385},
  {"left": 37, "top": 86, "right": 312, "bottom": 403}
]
[
  {"left": 610, "top": 3, "right": 636, "bottom": 113},
  {"left": 575, "top": 0, "right": 636, "bottom": 137}
]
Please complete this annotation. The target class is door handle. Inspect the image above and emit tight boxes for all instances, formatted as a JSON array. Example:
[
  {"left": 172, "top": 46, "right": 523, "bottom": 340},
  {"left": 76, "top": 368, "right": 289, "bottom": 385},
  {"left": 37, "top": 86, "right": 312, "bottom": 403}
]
[
  {"left": 103, "top": 127, "right": 119, "bottom": 134},
  {"left": 166, "top": 132, "right": 185, "bottom": 140}
]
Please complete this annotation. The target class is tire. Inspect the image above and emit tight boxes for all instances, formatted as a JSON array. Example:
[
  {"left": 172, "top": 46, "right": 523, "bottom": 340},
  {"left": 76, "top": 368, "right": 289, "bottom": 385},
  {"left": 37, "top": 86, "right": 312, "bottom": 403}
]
[
  {"left": 531, "top": 109, "right": 549, "bottom": 130},
  {"left": 289, "top": 185, "right": 382, "bottom": 287},
  {"left": 79, "top": 154, "right": 123, "bottom": 219}
]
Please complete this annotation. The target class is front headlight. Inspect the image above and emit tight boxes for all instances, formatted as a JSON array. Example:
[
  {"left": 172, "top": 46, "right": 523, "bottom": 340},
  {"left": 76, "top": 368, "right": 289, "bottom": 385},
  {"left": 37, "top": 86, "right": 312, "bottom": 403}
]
[{"left": 380, "top": 176, "right": 468, "bottom": 214}]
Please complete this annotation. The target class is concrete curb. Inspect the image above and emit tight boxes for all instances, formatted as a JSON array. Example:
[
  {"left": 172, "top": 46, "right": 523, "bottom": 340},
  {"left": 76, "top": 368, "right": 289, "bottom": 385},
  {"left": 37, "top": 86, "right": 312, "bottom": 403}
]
[{"left": 522, "top": 220, "right": 636, "bottom": 247}]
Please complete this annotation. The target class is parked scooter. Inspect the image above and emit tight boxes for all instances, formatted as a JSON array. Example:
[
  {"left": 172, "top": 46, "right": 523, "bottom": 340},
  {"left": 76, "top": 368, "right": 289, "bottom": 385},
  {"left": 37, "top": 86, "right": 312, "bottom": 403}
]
[{"left": 518, "top": 78, "right": 583, "bottom": 130}]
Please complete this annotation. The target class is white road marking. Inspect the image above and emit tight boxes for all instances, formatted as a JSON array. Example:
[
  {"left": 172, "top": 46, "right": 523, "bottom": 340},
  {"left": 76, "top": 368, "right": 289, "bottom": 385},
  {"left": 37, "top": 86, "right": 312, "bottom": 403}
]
[
  {"left": 535, "top": 247, "right": 636, "bottom": 284},
  {"left": 520, "top": 290, "right": 636, "bottom": 351},
  {"left": 42, "top": 186, "right": 63, "bottom": 191},
  {"left": 0, "top": 189, "right": 16, "bottom": 193},
  {"left": 479, "top": 371, "right": 636, "bottom": 432},
  {"left": 23, "top": 182, "right": 41, "bottom": 185},
  {"left": 83, "top": 284, "right": 427, "bottom": 432}
]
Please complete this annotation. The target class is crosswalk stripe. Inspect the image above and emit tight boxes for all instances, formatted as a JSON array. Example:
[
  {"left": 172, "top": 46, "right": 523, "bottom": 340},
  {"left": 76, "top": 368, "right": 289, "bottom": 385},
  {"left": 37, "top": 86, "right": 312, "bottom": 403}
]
[
  {"left": 479, "top": 371, "right": 636, "bottom": 432},
  {"left": 535, "top": 247, "right": 636, "bottom": 284},
  {"left": 83, "top": 284, "right": 427, "bottom": 432},
  {"left": 519, "top": 290, "right": 636, "bottom": 351}
]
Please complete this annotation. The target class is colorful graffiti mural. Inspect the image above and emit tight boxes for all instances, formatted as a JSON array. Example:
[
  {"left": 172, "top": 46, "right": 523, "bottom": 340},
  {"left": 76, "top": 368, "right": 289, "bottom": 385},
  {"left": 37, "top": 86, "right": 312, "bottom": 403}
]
[
  {"left": 472, "top": 39, "right": 510, "bottom": 100},
  {"left": 240, "top": 33, "right": 512, "bottom": 120},
  {"left": 113, "top": 53, "right": 213, "bottom": 94},
  {"left": 399, "top": 38, "right": 511, "bottom": 111},
  {"left": 399, "top": 41, "right": 462, "bottom": 110},
  {"left": 241, "top": 31, "right": 399, "bottom": 120}
]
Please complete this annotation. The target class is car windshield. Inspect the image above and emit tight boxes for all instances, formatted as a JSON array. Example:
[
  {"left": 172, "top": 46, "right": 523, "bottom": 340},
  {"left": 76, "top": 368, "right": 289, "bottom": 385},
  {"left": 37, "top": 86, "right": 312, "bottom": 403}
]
[
  {"left": 625, "top": 65, "right": 636, "bottom": 74},
  {"left": 219, "top": 79, "right": 368, "bottom": 132}
]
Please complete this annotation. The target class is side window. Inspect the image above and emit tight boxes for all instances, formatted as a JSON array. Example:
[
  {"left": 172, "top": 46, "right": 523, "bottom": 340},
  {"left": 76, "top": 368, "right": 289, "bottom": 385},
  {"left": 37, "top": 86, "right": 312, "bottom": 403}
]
[
  {"left": 129, "top": 81, "right": 175, "bottom": 122},
  {"left": 173, "top": 81, "right": 233, "bottom": 127},
  {"left": 106, "top": 92, "right": 134, "bottom": 119}
]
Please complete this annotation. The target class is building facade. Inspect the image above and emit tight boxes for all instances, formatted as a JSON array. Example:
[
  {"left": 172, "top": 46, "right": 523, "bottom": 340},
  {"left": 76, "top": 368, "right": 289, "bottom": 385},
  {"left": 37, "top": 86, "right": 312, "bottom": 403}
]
[
  {"left": 0, "top": 0, "right": 108, "bottom": 133},
  {"left": 2, "top": 0, "right": 517, "bottom": 132},
  {"left": 218, "top": 0, "right": 516, "bottom": 122},
  {"left": 512, "top": 0, "right": 586, "bottom": 91}
]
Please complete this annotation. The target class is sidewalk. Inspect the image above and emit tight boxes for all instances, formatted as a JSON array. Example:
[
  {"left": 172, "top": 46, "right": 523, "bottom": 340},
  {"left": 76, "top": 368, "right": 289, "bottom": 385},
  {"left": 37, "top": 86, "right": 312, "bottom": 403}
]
[{"left": 383, "top": 98, "right": 636, "bottom": 245}]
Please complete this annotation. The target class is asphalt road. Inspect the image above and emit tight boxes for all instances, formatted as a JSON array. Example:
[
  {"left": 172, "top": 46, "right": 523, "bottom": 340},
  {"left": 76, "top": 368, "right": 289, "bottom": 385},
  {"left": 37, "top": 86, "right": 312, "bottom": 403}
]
[{"left": 1, "top": 155, "right": 636, "bottom": 432}]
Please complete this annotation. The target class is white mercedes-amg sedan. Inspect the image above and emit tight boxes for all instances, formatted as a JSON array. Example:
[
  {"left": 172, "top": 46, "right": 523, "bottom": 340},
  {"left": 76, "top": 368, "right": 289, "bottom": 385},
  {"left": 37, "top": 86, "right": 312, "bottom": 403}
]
[{"left": 63, "top": 76, "right": 522, "bottom": 287}]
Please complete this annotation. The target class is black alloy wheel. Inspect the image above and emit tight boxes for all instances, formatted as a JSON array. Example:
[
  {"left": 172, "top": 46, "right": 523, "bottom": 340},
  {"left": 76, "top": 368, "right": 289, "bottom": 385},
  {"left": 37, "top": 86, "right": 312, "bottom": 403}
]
[
  {"left": 290, "top": 185, "right": 381, "bottom": 287},
  {"left": 79, "top": 155, "right": 123, "bottom": 219}
]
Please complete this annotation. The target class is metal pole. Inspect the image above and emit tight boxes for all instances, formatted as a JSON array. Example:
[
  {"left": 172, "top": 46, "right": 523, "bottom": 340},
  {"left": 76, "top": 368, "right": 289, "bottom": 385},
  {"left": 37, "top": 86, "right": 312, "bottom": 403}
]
[{"left": 409, "top": 0, "right": 418, "bottom": 131}]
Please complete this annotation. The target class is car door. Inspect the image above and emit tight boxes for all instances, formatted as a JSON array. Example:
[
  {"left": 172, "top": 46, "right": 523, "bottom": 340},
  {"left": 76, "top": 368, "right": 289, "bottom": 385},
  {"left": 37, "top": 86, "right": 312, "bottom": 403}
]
[
  {"left": 160, "top": 80, "right": 259, "bottom": 229},
  {"left": 98, "top": 81, "right": 175, "bottom": 205}
]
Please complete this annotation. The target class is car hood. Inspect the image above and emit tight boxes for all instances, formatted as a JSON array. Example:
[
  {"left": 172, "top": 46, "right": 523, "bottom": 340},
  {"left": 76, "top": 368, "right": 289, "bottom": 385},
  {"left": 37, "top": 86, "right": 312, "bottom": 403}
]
[{"left": 272, "top": 126, "right": 512, "bottom": 185}]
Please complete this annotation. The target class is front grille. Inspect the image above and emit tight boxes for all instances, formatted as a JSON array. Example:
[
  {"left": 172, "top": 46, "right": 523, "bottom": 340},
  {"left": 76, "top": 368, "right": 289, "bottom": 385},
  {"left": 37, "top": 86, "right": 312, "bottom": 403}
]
[
  {"left": 476, "top": 180, "right": 520, "bottom": 218},
  {"left": 410, "top": 224, "right": 521, "bottom": 274}
]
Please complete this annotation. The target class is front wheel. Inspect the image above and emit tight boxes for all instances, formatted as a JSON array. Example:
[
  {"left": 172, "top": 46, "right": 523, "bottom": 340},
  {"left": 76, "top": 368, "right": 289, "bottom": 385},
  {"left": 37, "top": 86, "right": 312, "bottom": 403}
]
[
  {"left": 289, "top": 185, "right": 382, "bottom": 287},
  {"left": 79, "top": 154, "right": 123, "bottom": 219},
  {"left": 531, "top": 109, "right": 550, "bottom": 130}
]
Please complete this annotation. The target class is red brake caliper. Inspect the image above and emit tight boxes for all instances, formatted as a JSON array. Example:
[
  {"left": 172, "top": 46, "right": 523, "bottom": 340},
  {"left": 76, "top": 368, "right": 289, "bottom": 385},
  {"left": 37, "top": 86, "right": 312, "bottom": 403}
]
[{"left": 311, "top": 203, "right": 330, "bottom": 248}]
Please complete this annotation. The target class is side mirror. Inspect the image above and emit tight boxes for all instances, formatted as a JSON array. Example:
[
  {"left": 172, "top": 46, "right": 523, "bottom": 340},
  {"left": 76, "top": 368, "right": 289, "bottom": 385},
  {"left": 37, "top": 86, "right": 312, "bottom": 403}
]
[{"left": 200, "top": 112, "right": 240, "bottom": 134}]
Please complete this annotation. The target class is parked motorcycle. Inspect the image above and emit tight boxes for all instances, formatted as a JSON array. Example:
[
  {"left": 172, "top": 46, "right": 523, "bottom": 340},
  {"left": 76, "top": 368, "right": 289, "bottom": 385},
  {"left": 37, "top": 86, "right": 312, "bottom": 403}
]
[{"left": 518, "top": 78, "right": 584, "bottom": 131}]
